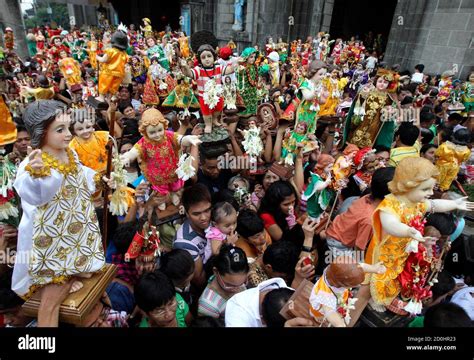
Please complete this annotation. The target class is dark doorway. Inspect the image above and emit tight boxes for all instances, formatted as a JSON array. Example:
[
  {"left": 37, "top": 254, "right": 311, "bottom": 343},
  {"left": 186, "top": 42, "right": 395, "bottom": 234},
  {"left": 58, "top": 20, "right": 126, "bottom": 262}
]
[
  {"left": 329, "top": 0, "right": 397, "bottom": 52},
  {"left": 110, "top": 0, "right": 181, "bottom": 31}
]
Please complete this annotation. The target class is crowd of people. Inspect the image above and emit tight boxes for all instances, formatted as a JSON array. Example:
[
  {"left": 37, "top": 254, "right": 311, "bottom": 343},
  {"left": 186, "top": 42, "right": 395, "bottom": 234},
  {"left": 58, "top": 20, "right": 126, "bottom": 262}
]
[{"left": 0, "top": 18, "right": 473, "bottom": 328}]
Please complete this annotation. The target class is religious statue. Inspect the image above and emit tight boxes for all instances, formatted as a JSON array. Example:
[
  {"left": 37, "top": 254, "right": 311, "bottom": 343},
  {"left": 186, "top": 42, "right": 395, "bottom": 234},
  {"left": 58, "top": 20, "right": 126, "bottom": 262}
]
[{"left": 232, "top": 0, "right": 246, "bottom": 31}]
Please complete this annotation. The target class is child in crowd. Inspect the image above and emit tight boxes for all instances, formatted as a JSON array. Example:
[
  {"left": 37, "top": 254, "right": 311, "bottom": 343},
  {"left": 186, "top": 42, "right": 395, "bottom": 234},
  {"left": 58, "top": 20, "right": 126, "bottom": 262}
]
[{"left": 205, "top": 202, "right": 239, "bottom": 258}]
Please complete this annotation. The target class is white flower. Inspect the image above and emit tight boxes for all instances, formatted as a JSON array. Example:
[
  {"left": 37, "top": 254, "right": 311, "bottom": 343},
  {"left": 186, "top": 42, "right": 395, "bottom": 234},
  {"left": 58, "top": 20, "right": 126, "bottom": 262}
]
[
  {"left": 203, "top": 79, "right": 223, "bottom": 109},
  {"left": 405, "top": 239, "right": 419, "bottom": 254},
  {"left": 159, "top": 81, "right": 168, "bottom": 90},
  {"left": 0, "top": 203, "right": 18, "bottom": 221},
  {"left": 176, "top": 154, "right": 196, "bottom": 181},
  {"left": 403, "top": 299, "right": 423, "bottom": 315}
]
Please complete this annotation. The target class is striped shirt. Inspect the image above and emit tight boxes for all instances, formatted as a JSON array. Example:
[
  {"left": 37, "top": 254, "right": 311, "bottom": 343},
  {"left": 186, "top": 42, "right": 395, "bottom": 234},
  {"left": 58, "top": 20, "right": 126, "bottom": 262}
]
[
  {"left": 389, "top": 146, "right": 420, "bottom": 167},
  {"left": 192, "top": 65, "right": 224, "bottom": 97},
  {"left": 173, "top": 220, "right": 208, "bottom": 262},
  {"left": 198, "top": 281, "right": 228, "bottom": 319}
]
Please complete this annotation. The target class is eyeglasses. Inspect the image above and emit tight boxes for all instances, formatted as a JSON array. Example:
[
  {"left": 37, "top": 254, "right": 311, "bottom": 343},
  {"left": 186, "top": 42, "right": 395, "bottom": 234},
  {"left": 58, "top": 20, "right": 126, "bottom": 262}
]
[
  {"left": 149, "top": 298, "right": 178, "bottom": 318},
  {"left": 216, "top": 272, "right": 247, "bottom": 291}
]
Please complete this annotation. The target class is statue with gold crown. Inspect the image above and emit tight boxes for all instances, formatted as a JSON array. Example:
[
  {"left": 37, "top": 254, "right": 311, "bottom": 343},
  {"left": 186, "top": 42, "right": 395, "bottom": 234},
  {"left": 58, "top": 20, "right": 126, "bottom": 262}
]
[{"left": 343, "top": 68, "right": 399, "bottom": 149}]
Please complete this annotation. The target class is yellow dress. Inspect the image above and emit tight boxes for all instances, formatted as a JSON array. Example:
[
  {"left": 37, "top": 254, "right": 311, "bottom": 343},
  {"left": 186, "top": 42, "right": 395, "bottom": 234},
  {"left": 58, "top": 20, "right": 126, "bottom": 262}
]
[
  {"left": 88, "top": 40, "right": 98, "bottom": 69},
  {"left": 69, "top": 131, "right": 109, "bottom": 173},
  {"left": 319, "top": 77, "right": 340, "bottom": 117},
  {"left": 179, "top": 36, "right": 190, "bottom": 58},
  {"left": 435, "top": 141, "right": 471, "bottom": 191},
  {"left": 58, "top": 57, "right": 82, "bottom": 88},
  {"left": 365, "top": 194, "right": 426, "bottom": 306},
  {"left": 309, "top": 273, "right": 349, "bottom": 323},
  {"left": 99, "top": 48, "right": 128, "bottom": 96}
]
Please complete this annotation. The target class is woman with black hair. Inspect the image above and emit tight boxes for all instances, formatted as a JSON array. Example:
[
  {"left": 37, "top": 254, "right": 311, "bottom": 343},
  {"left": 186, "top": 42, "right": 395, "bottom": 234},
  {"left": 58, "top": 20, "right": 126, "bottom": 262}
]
[
  {"left": 198, "top": 245, "right": 249, "bottom": 319},
  {"left": 258, "top": 180, "right": 298, "bottom": 242}
]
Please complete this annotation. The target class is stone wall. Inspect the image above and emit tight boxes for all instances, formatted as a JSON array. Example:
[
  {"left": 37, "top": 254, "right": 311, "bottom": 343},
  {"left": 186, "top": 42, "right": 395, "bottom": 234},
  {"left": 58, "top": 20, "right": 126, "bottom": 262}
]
[{"left": 384, "top": 0, "right": 473, "bottom": 80}]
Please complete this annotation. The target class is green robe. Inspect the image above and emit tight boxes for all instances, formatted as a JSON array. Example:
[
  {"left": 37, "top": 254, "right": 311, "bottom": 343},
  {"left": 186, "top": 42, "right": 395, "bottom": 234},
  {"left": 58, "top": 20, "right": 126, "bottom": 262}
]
[
  {"left": 237, "top": 65, "right": 259, "bottom": 116},
  {"left": 302, "top": 173, "right": 334, "bottom": 220}
]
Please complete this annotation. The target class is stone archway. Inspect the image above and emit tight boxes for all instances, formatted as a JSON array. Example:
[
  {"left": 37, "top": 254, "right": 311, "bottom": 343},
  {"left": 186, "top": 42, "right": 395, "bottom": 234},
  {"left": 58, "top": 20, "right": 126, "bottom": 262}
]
[{"left": 329, "top": 0, "right": 397, "bottom": 52}]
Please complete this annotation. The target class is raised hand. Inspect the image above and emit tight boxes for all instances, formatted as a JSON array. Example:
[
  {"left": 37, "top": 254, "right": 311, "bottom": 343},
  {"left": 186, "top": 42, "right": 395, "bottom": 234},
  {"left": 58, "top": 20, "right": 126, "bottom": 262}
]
[
  {"left": 27, "top": 146, "right": 44, "bottom": 171},
  {"left": 454, "top": 196, "right": 474, "bottom": 211}
]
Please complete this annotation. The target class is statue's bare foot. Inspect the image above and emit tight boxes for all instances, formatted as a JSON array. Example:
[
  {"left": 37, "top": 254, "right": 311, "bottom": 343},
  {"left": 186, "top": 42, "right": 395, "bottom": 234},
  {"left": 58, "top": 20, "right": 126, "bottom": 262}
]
[
  {"left": 204, "top": 124, "right": 212, "bottom": 133},
  {"left": 69, "top": 280, "right": 84, "bottom": 293}
]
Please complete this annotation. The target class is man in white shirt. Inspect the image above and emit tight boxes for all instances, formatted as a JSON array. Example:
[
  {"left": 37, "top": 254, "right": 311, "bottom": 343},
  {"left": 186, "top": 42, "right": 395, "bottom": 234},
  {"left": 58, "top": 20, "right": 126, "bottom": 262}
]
[
  {"left": 225, "top": 278, "right": 293, "bottom": 327},
  {"left": 411, "top": 64, "right": 425, "bottom": 83}
]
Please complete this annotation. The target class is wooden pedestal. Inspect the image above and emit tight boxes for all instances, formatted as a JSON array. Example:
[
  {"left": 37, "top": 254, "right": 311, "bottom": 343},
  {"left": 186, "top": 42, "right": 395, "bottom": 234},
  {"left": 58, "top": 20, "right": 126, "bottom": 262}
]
[{"left": 22, "top": 264, "right": 118, "bottom": 326}]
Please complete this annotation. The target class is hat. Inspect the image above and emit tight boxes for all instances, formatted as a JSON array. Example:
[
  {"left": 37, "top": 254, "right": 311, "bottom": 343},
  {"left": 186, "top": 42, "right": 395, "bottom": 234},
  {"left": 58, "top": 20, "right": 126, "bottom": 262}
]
[
  {"left": 50, "top": 35, "right": 61, "bottom": 44},
  {"left": 5, "top": 27, "right": 12, "bottom": 32},
  {"left": 268, "top": 162, "right": 294, "bottom": 181},
  {"left": 219, "top": 46, "right": 233, "bottom": 60},
  {"left": 111, "top": 30, "right": 128, "bottom": 50},
  {"left": 142, "top": 18, "right": 151, "bottom": 24},
  {"left": 268, "top": 51, "right": 279, "bottom": 63},
  {"left": 0, "top": 95, "right": 17, "bottom": 147},
  {"left": 240, "top": 47, "right": 258, "bottom": 61},
  {"left": 354, "top": 147, "right": 375, "bottom": 170}
]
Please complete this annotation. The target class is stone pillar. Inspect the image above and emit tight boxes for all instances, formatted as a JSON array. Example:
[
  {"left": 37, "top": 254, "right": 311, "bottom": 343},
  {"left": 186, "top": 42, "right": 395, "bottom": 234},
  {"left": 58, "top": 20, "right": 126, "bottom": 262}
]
[
  {"left": 0, "top": 0, "right": 28, "bottom": 60},
  {"left": 384, "top": 0, "right": 473, "bottom": 80}
]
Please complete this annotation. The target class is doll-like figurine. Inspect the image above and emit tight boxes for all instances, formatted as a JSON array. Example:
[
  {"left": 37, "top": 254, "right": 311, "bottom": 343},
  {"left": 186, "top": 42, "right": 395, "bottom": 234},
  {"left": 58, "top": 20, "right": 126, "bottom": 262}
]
[
  {"left": 435, "top": 128, "right": 471, "bottom": 191},
  {"left": 96, "top": 26, "right": 129, "bottom": 100},
  {"left": 237, "top": 47, "right": 260, "bottom": 117},
  {"left": 36, "top": 30, "right": 45, "bottom": 52},
  {"left": 140, "top": 18, "right": 153, "bottom": 38},
  {"left": 82, "top": 78, "right": 98, "bottom": 102},
  {"left": 102, "top": 30, "right": 112, "bottom": 51},
  {"left": 281, "top": 122, "right": 310, "bottom": 166},
  {"left": 58, "top": 49, "right": 82, "bottom": 90},
  {"left": 309, "top": 255, "right": 386, "bottom": 327},
  {"left": 295, "top": 60, "right": 330, "bottom": 135},
  {"left": 302, "top": 154, "right": 335, "bottom": 224},
  {"left": 180, "top": 44, "right": 236, "bottom": 133},
  {"left": 48, "top": 35, "right": 70, "bottom": 63},
  {"left": 344, "top": 68, "right": 398, "bottom": 149},
  {"left": 87, "top": 33, "right": 98, "bottom": 69},
  {"left": 120, "top": 108, "right": 201, "bottom": 210},
  {"left": 351, "top": 157, "right": 474, "bottom": 317},
  {"left": 239, "top": 119, "right": 264, "bottom": 164},
  {"left": 149, "top": 56, "right": 177, "bottom": 99},
  {"left": 4, "top": 27, "right": 14, "bottom": 52},
  {"left": 352, "top": 147, "right": 378, "bottom": 193},
  {"left": 162, "top": 77, "right": 200, "bottom": 116},
  {"left": 12, "top": 100, "right": 106, "bottom": 298},
  {"left": 178, "top": 32, "right": 190, "bottom": 58},
  {"left": 462, "top": 72, "right": 473, "bottom": 114},
  {"left": 141, "top": 36, "right": 170, "bottom": 72},
  {"left": 69, "top": 109, "right": 109, "bottom": 173},
  {"left": 333, "top": 144, "right": 359, "bottom": 190}
]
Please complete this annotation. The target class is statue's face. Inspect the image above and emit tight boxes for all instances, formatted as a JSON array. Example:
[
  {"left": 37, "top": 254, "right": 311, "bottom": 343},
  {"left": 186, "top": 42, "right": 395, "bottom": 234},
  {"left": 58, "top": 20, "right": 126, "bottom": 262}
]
[
  {"left": 312, "top": 67, "right": 327, "bottom": 82},
  {"left": 376, "top": 77, "right": 389, "bottom": 91},
  {"left": 54, "top": 38, "right": 62, "bottom": 46},
  {"left": 247, "top": 53, "right": 256, "bottom": 64},
  {"left": 200, "top": 50, "right": 215, "bottom": 68},
  {"left": 404, "top": 177, "right": 436, "bottom": 203},
  {"left": 146, "top": 123, "right": 165, "bottom": 142}
]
